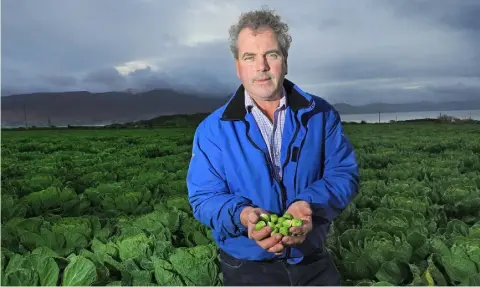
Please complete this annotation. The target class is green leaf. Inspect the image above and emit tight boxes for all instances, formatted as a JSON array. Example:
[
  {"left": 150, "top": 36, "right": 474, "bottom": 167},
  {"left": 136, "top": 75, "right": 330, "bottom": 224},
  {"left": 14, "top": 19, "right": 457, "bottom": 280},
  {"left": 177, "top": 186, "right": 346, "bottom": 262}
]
[
  {"left": 1, "top": 253, "right": 5, "bottom": 272},
  {"left": 18, "top": 230, "right": 45, "bottom": 251},
  {"left": 440, "top": 254, "right": 478, "bottom": 284},
  {"left": 408, "top": 263, "right": 427, "bottom": 286},
  {"left": 373, "top": 281, "right": 394, "bottom": 286},
  {"left": 152, "top": 256, "right": 185, "bottom": 286},
  {"left": 40, "top": 228, "right": 66, "bottom": 253},
  {"left": 78, "top": 249, "right": 110, "bottom": 285},
  {"left": 31, "top": 246, "right": 60, "bottom": 258},
  {"left": 139, "top": 258, "right": 154, "bottom": 271},
  {"left": 191, "top": 230, "right": 210, "bottom": 245},
  {"left": 445, "top": 219, "right": 470, "bottom": 238},
  {"left": 169, "top": 245, "right": 220, "bottom": 286},
  {"left": 4, "top": 254, "right": 26, "bottom": 275},
  {"left": 62, "top": 255, "right": 97, "bottom": 286},
  {"left": 423, "top": 254, "right": 447, "bottom": 286},
  {"left": 375, "top": 260, "right": 410, "bottom": 285},
  {"left": 342, "top": 257, "right": 375, "bottom": 280},
  {"left": 407, "top": 231, "right": 430, "bottom": 261},
  {"left": 64, "top": 232, "right": 89, "bottom": 250},
  {"left": 116, "top": 233, "right": 152, "bottom": 261},
  {"left": 131, "top": 270, "right": 154, "bottom": 286},
  {"left": 28, "top": 254, "right": 60, "bottom": 286},
  {"left": 153, "top": 240, "right": 174, "bottom": 260},
  {"left": 460, "top": 273, "right": 480, "bottom": 286},
  {"left": 104, "top": 255, "right": 122, "bottom": 272},
  {"left": 94, "top": 223, "right": 112, "bottom": 243},
  {"left": 6, "top": 268, "right": 39, "bottom": 286},
  {"left": 1, "top": 268, "right": 5, "bottom": 286},
  {"left": 430, "top": 237, "right": 450, "bottom": 256}
]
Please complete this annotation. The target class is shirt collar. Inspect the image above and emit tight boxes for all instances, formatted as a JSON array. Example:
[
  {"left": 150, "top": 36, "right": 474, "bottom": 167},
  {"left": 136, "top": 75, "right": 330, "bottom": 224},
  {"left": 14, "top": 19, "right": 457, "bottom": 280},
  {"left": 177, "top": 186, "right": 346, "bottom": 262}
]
[{"left": 244, "top": 87, "right": 287, "bottom": 111}]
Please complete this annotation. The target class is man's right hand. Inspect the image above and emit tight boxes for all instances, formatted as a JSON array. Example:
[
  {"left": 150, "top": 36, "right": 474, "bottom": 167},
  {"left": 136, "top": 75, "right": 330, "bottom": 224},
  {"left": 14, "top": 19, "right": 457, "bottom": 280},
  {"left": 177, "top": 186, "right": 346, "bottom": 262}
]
[{"left": 240, "top": 206, "right": 285, "bottom": 255}]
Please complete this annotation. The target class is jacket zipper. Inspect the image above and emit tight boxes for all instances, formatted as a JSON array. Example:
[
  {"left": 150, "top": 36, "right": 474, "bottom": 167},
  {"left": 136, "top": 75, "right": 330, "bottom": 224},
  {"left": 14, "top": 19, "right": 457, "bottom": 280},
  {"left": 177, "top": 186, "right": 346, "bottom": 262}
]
[
  {"left": 243, "top": 120, "right": 286, "bottom": 207},
  {"left": 279, "top": 113, "right": 302, "bottom": 260},
  {"left": 243, "top": 111, "right": 303, "bottom": 261}
]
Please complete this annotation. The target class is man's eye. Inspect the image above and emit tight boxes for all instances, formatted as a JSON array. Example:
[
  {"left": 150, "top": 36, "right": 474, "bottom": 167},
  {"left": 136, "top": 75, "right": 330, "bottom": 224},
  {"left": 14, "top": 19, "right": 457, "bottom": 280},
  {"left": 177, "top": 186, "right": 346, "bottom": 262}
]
[{"left": 268, "top": 53, "right": 278, "bottom": 59}]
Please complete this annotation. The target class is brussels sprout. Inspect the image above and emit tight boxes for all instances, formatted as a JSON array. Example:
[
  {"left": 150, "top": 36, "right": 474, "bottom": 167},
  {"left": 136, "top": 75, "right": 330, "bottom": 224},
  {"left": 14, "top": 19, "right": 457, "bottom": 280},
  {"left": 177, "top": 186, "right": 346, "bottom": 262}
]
[
  {"left": 271, "top": 227, "right": 279, "bottom": 236},
  {"left": 255, "top": 221, "right": 266, "bottom": 230},
  {"left": 260, "top": 213, "right": 270, "bottom": 222},
  {"left": 292, "top": 218, "right": 303, "bottom": 227},
  {"left": 279, "top": 226, "right": 289, "bottom": 236},
  {"left": 270, "top": 214, "right": 278, "bottom": 223},
  {"left": 253, "top": 211, "right": 304, "bottom": 236}
]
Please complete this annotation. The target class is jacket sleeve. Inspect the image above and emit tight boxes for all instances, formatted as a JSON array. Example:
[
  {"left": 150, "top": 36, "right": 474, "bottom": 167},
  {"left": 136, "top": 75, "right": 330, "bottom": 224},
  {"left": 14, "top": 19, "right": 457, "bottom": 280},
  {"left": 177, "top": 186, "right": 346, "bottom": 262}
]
[
  {"left": 186, "top": 123, "right": 253, "bottom": 237},
  {"left": 292, "top": 108, "right": 360, "bottom": 223}
]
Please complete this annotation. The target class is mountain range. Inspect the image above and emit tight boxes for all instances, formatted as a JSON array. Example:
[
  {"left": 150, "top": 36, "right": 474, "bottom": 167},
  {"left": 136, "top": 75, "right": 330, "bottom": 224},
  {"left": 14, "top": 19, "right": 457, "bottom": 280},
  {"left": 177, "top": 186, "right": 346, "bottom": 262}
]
[{"left": 2, "top": 88, "right": 479, "bottom": 127}]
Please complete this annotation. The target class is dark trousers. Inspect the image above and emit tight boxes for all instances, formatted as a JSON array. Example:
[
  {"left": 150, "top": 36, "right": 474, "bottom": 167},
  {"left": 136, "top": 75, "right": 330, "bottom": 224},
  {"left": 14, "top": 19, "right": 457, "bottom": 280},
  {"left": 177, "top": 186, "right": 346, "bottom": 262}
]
[{"left": 218, "top": 248, "right": 341, "bottom": 286}]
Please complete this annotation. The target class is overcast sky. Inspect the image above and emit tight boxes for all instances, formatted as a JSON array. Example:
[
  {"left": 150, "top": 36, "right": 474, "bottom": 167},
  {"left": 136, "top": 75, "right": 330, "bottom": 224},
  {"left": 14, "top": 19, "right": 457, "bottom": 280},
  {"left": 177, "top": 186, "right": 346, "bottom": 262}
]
[{"left": 2, "top": 0, "right": 479, "bottom": 104}]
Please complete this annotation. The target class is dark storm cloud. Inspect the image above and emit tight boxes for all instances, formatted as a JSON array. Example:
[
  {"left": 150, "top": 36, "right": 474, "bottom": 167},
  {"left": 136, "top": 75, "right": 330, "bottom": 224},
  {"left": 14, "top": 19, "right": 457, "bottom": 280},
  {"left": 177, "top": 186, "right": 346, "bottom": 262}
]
[
  {"left": 441, "top": 4, "right": 480, "bottom": 32},
  {"left": 83, "top": 68, "right": 127, "bottom": 90},
  {"left": 321, "top": 81, "right": 480, "bottom": 106},
  {"left": 380, "top": 0, "right": 480, "bottom": 77},
  {"left": 41, "top": 75, "right": 78, "bottom": 87},
  {"left": 386, "top": 0, "right": 480, "bottom": 32},
  {"left": 426, "top": 83, "right": 480, "bottom": 102},
  {"left": 307, "top": 55, "right": 480, "bottom": 84},
  {"left": 81, "top": 39, "right": 236, "bottom": 95},
  {"left": 126, "top": 67, "right": 172, "bottom": 91},
  {"left": 2, "top": 0, "right": 479, "bottom": 105},
  {"left": 1, "top": 0, "right": 185, "bottom": 74}
]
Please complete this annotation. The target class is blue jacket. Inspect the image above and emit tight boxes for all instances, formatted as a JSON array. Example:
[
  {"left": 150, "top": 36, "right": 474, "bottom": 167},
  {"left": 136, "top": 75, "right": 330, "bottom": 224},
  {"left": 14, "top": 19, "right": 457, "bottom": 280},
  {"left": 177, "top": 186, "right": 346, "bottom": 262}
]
[{"left": 186, "top": 79, "right": 360, "bottom": 264}]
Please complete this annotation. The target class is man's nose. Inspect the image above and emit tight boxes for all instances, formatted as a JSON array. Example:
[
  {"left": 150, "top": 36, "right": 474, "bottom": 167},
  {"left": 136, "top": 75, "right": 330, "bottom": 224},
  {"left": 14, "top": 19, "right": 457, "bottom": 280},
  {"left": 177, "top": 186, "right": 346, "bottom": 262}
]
[{"left": 256, "top": 56, "right": 270, "bottom": 72}]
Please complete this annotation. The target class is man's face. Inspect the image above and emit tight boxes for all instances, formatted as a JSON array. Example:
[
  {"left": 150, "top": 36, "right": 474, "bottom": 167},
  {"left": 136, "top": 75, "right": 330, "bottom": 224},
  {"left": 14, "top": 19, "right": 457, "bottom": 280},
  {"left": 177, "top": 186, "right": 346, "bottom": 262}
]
[{"left": 234, "top": 27, "right": 288, "bottom": 101}]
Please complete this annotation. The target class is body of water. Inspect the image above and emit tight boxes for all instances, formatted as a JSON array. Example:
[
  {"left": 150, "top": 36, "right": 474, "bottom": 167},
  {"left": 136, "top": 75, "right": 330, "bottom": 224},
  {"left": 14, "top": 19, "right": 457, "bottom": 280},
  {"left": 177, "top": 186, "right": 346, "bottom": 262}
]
[{"left": 340, "top": 109, "right": 480, "bottom": 123}]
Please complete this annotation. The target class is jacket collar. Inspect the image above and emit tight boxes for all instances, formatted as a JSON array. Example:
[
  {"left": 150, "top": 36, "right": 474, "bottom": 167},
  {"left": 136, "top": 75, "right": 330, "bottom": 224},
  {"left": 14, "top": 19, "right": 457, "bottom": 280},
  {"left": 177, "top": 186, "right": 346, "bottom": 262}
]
[{"left": 221, "top": 78, "right": 311, "bottom": 121}]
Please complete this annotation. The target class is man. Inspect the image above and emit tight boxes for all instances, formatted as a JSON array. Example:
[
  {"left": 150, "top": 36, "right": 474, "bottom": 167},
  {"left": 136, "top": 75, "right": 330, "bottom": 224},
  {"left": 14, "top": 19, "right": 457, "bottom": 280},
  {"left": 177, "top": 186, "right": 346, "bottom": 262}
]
[{"left": 186, "top": 7, "right": 359, "bottom": 286}]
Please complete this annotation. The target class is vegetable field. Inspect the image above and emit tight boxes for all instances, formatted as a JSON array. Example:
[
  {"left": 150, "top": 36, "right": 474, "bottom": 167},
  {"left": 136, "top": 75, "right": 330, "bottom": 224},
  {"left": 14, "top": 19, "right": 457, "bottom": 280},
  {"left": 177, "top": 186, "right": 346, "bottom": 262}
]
[{"left": 1, "top": 123, "right": 480, "bottom": 286}]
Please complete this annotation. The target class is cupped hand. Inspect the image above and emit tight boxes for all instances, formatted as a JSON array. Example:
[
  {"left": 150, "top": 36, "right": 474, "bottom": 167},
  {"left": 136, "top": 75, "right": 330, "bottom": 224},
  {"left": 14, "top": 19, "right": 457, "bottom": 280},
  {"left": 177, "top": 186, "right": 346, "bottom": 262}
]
[
  {"left": 281, "top": 200, "right": 313, "bottom": 246},
  {"left": 240, "top": 207, "right": 285, "bottom": 255}
]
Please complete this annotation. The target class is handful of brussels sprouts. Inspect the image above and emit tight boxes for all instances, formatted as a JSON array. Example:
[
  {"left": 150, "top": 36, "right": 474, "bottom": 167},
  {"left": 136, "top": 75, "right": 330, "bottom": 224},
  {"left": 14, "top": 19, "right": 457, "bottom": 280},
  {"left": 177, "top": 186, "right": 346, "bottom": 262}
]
[{"left": 255, "top": 212, "right": 303, "bottom": 236}]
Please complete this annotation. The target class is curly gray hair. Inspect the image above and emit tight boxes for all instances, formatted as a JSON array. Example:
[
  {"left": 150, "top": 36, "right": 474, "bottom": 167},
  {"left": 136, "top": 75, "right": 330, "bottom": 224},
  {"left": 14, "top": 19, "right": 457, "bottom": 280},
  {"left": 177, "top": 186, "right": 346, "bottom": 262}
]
[{"left": 228, "top": 6, "right": 292, "bottom": 60}]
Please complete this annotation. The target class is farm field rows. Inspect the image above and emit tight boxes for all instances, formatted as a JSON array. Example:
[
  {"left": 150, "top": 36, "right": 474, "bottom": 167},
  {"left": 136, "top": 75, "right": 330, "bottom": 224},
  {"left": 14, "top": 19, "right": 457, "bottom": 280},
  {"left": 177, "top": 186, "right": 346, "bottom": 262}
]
[{"left": 1, "top": 123, "right": 480, "bottom": 286}]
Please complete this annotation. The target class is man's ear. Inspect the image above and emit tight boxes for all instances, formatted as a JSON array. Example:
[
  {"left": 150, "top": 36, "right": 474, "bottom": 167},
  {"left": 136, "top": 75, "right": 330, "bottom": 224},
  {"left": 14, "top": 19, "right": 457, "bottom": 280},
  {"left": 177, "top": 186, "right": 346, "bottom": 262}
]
[{"left": 284, "top": 58, "right": 288, "bottom": 75}]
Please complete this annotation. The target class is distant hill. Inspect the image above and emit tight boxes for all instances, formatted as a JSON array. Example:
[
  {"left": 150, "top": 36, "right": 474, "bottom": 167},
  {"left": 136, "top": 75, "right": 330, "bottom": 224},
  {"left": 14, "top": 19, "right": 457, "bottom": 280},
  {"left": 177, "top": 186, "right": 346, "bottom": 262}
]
[
  {"left": 107, "top": 113, "right": 213, "bottom": 129},
  {"left": 2, "top": 88, "right": 479, "bottom": 127},
  {"left": 1, "top": 89, "right": 228, "bottom": 127},
  {"left": 333, "top": 100, "right": 480, "bottom": 114}
]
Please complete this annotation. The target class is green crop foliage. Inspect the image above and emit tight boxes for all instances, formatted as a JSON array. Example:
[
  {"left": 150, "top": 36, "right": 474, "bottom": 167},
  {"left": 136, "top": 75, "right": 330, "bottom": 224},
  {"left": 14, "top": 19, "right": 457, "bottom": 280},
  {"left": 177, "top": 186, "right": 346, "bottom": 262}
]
[{"left": 1, "top": 122, "right": 479, "bottom": 286}]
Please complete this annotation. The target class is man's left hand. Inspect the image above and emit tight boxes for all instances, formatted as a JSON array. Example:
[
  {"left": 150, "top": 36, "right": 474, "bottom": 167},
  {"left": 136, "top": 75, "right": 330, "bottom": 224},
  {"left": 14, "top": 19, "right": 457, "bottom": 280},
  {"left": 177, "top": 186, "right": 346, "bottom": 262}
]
[{"left": 281, "top": 200, "right": 313, "bottom": 246}]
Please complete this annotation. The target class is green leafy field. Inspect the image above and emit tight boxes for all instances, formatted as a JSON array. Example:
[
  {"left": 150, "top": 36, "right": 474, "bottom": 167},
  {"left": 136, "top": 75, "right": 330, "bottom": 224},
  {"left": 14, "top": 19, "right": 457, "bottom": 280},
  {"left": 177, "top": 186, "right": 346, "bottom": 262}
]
[{"left": 1, "top": 123, "right": 479, "bottom": 286}]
